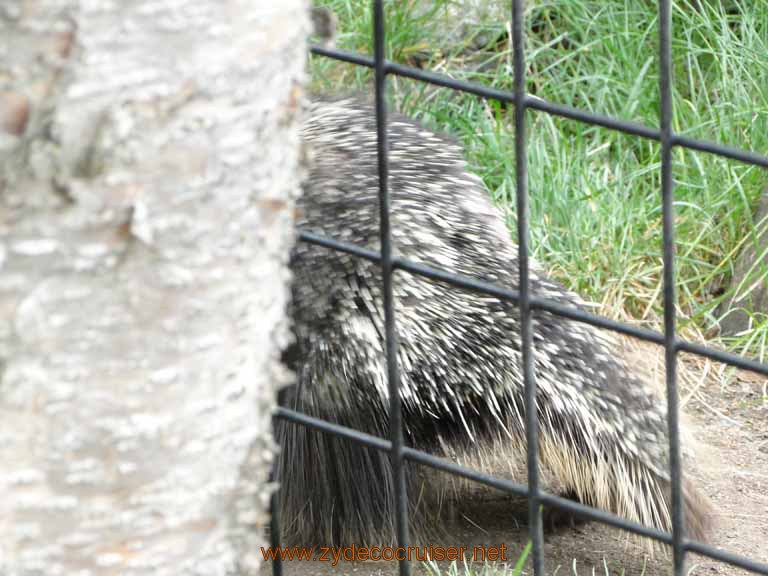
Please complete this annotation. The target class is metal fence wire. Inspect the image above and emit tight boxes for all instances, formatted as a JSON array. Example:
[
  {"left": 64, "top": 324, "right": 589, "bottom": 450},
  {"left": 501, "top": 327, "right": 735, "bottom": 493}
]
[{"left": 272, "top": 1, "right": 768, "bottom": 575}]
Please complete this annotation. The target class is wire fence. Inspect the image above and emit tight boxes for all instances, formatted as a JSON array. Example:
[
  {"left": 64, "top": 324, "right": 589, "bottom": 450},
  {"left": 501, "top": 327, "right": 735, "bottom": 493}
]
[{"left": 272, "top": 1, "right": 768, "bottom": 575}]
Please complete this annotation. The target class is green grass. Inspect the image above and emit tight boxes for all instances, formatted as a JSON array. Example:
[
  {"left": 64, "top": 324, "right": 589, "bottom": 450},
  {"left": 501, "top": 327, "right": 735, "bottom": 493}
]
[
  {"left": 310, "top": 0, "right": 768, "bottom": 362},
  {"left": 419, "top": 539, "right": 643, "bottom": 575}
]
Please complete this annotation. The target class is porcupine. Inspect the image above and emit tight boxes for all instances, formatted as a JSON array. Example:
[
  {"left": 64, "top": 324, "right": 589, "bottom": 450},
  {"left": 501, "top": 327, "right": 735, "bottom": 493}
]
[{"left": 277, "top": 97, "right": 712, "bottom": 548}]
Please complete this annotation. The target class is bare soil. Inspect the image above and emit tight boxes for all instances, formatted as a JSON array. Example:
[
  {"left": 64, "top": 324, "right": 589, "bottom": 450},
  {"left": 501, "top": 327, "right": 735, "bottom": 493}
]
[{"left": 263, "top": 341, "right": 768, "bottom": 576}]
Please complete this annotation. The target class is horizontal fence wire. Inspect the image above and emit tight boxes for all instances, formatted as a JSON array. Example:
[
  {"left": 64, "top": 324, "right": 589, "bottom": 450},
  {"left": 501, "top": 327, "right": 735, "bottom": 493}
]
[
  {"left": 298, "top": 230, "right": 768, "bottom": 379},
  {"left": 273, "top": 1, "right": 768, "bottom": 575},
  {"left": 275, "top": 405, "right": 768, "bottom": 575},
  {"left": 309, "top": 46, "right": 768, "bottom": 170}
]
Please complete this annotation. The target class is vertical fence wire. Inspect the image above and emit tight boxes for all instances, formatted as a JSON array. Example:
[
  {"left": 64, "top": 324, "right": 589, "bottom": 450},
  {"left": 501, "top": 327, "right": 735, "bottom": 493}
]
[
  {"left": 511, "top": 0, "right": 545, "bottom": 574},
  {"left": 373, "top": 2, "right": 412, "bottom": 575},
  {"left": 658, "top": 1, "right": 687, "bottom": 574}
]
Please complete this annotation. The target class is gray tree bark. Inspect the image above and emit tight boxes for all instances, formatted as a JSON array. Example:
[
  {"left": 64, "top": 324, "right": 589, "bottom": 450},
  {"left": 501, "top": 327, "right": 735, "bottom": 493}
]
[
  {"left": 0, "top": 1, "right": 306, "bottom": 575},
  {"left": 717, "top": 189, "right": 768, "bottom": 337}
]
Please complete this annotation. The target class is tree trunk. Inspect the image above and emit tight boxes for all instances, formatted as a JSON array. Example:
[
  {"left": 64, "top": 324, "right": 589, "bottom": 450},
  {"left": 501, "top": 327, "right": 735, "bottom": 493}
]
[
  {"left": 717, "top": 189, "right": 768, "bottom": 337},
  {"left": 0, "top": 1, "right": 306, "bottom": 574}
]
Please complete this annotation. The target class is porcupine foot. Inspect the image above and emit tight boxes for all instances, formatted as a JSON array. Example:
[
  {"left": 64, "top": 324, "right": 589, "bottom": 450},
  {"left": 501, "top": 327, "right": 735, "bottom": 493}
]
[{"left": 542, "top": 490, "right": 590, "bottom": 532}]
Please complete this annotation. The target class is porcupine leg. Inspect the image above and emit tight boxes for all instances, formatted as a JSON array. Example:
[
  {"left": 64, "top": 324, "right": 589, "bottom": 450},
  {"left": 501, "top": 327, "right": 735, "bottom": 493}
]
[{"left": 542, "top": 489, "right": 589, "bottom": 532}]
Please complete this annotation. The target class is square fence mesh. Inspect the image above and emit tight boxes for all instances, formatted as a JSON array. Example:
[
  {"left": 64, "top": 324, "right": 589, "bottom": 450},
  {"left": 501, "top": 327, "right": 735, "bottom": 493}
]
[{"left": 272, "top": 2, "right": 768, "bottom": 575}]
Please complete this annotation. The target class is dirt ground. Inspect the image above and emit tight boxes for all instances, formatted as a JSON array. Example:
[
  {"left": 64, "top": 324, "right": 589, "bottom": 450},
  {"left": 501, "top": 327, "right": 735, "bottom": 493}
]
[{"left": 263, "top": 340, "right": 768, "bottom": 576}]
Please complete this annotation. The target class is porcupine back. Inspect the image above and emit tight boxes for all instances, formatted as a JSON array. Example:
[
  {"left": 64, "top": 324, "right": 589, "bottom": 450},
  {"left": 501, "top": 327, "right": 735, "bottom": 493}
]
[{"left": 278, "top": 97, "right": 712, "bottom": 547}]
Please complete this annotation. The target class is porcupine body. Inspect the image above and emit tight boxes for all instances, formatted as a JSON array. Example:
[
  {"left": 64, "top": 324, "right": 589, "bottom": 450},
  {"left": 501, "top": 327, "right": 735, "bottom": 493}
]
[{"left": 278, "top": 97, "right": 711, "bottom": 547}]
